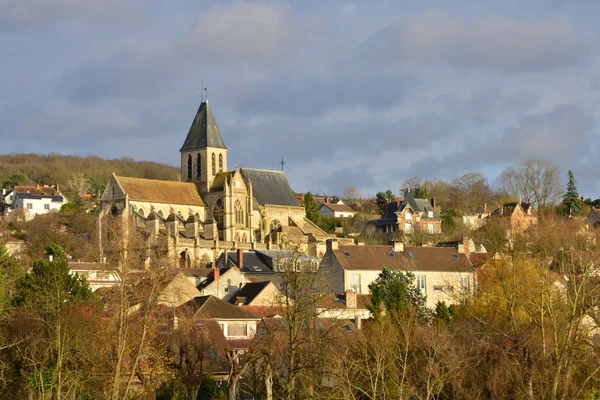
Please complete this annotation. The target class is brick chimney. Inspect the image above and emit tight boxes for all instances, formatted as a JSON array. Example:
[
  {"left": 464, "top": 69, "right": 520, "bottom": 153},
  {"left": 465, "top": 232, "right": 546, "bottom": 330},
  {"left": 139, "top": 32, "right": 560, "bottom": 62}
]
[
  {"left": 212, "top": 265, "right": 220, "bottom": 281},
  {"left": 237, "top": 248, "right": 243, "bottom": 268},
  {"left": 430, "top": 197, "right": 436, "bottom": 210},
  {"left": 346, "top": 290, "right": 357, "bottom": 309}
]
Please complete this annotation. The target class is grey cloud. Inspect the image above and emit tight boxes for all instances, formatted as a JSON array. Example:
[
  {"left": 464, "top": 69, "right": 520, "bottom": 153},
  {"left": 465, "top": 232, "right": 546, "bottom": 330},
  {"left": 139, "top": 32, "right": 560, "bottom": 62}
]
[
  {"left": 361, "top": 10, "right": 582, "bottom": 72},
  {"left": 230, "top": 69, "right": 421, "bottom": 117},
  {"left": 0, "top": 0, "right": 141, "bottom": 31}
]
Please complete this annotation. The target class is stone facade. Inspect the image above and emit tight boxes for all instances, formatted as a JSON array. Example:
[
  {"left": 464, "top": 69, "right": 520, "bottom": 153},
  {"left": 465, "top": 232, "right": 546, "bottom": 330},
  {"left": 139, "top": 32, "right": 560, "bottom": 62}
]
[{"left": 98, "top": 99, "right": 329, "bottom": 269}]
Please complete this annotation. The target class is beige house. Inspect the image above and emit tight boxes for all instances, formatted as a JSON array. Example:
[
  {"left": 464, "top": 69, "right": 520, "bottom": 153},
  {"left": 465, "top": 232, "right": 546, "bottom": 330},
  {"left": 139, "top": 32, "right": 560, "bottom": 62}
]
[
  {"left": 68, "top": 262, "right": 121, "bottom": 292},
  {"left": 98, "top": 99, "right": 329, "bottom": 269},
  {"left": 319, "top": 240, "right": 475, "bottom": 308},
  {"left": 491, "top": 202, "right": 538, "bottom": 233},
  {"left": 318, "top": 200, "right": 356, "bottom": 218}
]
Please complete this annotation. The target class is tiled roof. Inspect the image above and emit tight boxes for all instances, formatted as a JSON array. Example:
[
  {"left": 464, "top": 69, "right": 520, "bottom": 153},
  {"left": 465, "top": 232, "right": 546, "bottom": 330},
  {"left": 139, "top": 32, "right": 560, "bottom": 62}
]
[
  {"left": 240, "top": 168, "right": 299, "bottom": 207},
  {"left": 334, "top": 245, "right": 473, "bottom": 273},
  {"left": 182, "top": 295, "right": 260, "bottom": 320},
  {"left": 14, "top": 186, "right": 57, "bottom": 195},
  {"left": 115, "top": 175, "right": 205, "bottom": 206},
  {"left": 180, "top": 100, "right": 227, "bottom": 151},
  {"left": 222, "top": 252, "right": 273, "bottom": 273},
  {"left": 241, "top": 306, "right": 285, "bottom": 318}
]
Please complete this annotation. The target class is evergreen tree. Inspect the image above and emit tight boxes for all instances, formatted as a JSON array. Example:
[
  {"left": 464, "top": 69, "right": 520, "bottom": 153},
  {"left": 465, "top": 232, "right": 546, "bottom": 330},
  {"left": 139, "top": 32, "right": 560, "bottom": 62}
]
[
  {"left": 367, "top": 268, "right": 429, "bottom": 321},
  {"left": 375, "top": 190, "right": 396, "bottom": 214},
  {"left": 562, "top": 170, "right": 582, "bottom": 217},
  {"left": 303, "top": 192, "right": 321, "bottom": 225}
]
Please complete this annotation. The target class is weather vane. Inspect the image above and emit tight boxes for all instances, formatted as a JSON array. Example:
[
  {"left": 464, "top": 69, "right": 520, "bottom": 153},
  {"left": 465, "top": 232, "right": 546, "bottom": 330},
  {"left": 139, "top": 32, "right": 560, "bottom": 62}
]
[{"left": 200, "top": 80, "right": 207, "bottom": 102}]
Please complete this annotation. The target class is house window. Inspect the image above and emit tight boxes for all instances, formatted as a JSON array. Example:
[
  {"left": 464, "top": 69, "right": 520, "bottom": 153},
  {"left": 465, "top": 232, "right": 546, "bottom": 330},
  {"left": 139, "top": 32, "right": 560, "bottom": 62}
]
[
  {"left": 234, "top": 200, "right": 243, "bottom": 225},
  {"left": 351, "top": 274, "right": 360, "bottom": 292},
  {"left": 405, "top": 210, "right": 412, "bottom": 221},
  {"left": 219, "top": 154, "right": 223, "bottom": 172},
  {"left": 416, "top": 275, "right": 426, "bottom": 294},
  {"left": 427, "top": 223, "right": 434, "bottom": 233},
  {"left": 26, "top": 203, "right": 33, "bottom": 210},
  {"left": 227, "top": 323, "right": 248, "bottom": 337},
  {"left": 196, "top": 153, "right": 201, "bottom": 178},
  {"left": 461, "top": 276, "right": 470, "bottom": 292},
  {"left": 44, "top": 204, "right": 50, "bottom": 210},
  {"left": 187, "top": 154, "right": 192, "bottom": 180}
]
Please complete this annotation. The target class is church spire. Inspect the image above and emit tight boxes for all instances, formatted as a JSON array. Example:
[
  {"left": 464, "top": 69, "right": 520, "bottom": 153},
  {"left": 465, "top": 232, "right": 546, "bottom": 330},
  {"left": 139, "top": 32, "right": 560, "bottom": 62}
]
[{"left": 180, "top": 100, "right": 227, "bottom": 152}]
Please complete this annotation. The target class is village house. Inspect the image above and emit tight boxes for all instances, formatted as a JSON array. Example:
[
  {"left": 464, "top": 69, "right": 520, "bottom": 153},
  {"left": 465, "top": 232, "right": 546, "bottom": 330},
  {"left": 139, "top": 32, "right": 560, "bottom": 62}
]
[
  {"left": 229, "top": 281, "right": 284, "bottom": 306},
  {"left": 491, "top": 202, "right": 538, "bottom": 233},
  {"left": 369, "top": 193, "right": 442, "bottom": 235},
  {"left": 8, "top": 185, "right": 67, "bottom": 221},
  {"left": 319, "top": 240, "right": 475, "bottom": 308},
  {"left": 318, "top": 200, "right": 357, "bottom": 218},
  {"left": 586, "top": 208, "right": 600, "bottom": 228}
]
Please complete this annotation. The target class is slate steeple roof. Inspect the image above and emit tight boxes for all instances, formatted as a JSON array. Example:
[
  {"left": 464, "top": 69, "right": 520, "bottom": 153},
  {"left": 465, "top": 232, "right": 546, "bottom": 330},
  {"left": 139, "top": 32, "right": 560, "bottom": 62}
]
[{"left": 180, "top": 100, "right": 227, "bottom": 151}]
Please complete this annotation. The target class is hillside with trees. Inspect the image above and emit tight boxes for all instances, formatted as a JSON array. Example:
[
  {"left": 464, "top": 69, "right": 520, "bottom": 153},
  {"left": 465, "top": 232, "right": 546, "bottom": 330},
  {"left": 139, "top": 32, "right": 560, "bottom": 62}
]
[{"left": 0, "top": 153, "right": 179, "bottom": 194}]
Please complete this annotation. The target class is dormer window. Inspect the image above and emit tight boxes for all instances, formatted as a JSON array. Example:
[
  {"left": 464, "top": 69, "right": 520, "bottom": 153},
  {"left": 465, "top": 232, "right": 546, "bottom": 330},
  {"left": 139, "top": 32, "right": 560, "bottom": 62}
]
[{"left": 405, "top": 210, "right": 413, "bottom": 221}]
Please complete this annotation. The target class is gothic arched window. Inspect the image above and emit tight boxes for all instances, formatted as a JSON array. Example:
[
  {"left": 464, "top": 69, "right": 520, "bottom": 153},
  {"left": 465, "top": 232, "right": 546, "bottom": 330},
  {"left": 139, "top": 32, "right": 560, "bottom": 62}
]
[
  {"left": 270, "top": 219, "right": 281, "bottom": 233},
  {"left": 213, "top": 199, "right": 224, "bottom": 230},
  {"left": 219, "top": 154, "right": 223, "bottom": 172},
  {"left": 212, "top": 153, "right": 216, "bottom": 176},
  {"left": 187, "top": 154, "right": 192, "bottom": 180},
  {"left": 234, "top": 200, "right": 243, "bottom": 225},
  {"left": 196, "top": 153, "right": 201, "bottom": 178}
]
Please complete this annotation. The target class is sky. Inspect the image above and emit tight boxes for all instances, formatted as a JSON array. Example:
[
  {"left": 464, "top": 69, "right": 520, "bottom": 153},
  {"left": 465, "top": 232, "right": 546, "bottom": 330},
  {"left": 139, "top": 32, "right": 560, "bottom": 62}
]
[{"left": 1, "top": 0, "right": 600, "bottom": 198}]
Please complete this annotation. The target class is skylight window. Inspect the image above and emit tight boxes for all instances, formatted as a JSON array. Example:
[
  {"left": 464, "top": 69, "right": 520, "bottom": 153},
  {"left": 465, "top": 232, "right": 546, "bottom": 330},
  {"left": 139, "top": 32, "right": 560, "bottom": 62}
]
[
  {"left": 343, "top": 251, "right": 351, "bottom": 258},
  {"left": 408, "top": 252, "right": 416, "bottom": 259},
  {"left": 452, "top": 254, "right": 459, "bottom": 260},
  {"left": 388, "top": 252, "right": 395, "bottom": 258},
  {"left": 253, "top": 265, "right": 263, "bottom": 271}
]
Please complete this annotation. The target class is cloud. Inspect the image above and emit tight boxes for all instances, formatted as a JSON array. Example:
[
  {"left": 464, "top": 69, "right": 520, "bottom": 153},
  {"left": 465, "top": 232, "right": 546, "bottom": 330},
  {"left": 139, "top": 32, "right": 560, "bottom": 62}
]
[
  {"left": 0, "top": 0, "right": 140, "bottom": 30},
  {"left": 361, "top": 9, "right": 582, "bottom": 72},
  {"left": 174, "top": 0, "right": 294, "bottom": 67},
  {"left": 57, "top": 0, "right": 299, "bottom": 104}
]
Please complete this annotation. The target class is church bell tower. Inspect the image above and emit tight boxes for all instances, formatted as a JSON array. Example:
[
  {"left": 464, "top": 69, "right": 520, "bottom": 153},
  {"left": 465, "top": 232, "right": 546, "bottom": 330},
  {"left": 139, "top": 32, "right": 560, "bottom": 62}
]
[{"left": 180, "top": 100, "right": 228, "bottom": 194}]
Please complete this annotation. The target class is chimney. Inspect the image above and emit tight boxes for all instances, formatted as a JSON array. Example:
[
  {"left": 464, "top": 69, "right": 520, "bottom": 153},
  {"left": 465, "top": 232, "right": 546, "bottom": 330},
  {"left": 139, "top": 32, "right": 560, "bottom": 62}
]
[
  {"left": 383, "top": 200, "right": 389, "bottom": 215},
  {"left": 356, "top": 241, "right": 365, "bottom": 246},
  {"left": 463, "top": 237, "right": 470, "bottom": 257},
  {"left": 212, "top": 265, "right": 220, "bottom": 281},
  {"left": 389, "top": 240, "right": 404, "bottom": 252},
  {"left": 396, "top": 198, "right": 401, "bottom": 208},
  {"left": 237, "top": 248, "right": 244, "bottom": 268},
  {"left": 346, "top": 290, "right": 357, "bottom": 308},
  {"left": 430, "top": 197, "right": 436, "bottom": 210},
  {"left": 326, "top": 239, "right": 339, "bottom": 252}
]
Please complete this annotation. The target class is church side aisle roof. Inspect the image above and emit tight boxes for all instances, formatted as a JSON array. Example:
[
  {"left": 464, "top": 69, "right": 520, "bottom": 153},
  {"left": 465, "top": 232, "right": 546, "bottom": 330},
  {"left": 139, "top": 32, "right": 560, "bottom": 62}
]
[
  {"left": 180, "top": 100, "right": 227, "bottom": 151},
  {"left": 115, "top": 175, "right": 206, "bottom": 206},
  {"left": 240, "top": 168, "right": 299, "bottom": 207}
]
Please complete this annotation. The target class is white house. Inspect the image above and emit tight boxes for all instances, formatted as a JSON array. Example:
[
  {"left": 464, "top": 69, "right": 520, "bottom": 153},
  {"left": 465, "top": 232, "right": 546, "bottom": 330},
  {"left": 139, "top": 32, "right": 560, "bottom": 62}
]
[
  {"left": 10, "top": 186, "right": 67, "bottom": 220},
  {"left": 318, "top": 200, "right": 356, "bottom": 218},
  {"left": 319, "top": 240, "right": 476, "bottom": 308}
]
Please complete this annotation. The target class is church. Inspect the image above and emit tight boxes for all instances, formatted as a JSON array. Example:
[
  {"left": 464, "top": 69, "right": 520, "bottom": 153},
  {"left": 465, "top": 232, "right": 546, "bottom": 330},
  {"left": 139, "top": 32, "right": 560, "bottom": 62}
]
[{"left": 98, "top": 99, "right": 328, "bottom": 267}]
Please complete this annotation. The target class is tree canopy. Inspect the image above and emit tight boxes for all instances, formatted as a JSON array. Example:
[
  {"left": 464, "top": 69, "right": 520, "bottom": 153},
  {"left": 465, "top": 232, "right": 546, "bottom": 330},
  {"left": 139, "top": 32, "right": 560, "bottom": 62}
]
[{"left": 367, "top": 268, "right": 429, "bottom": 320}]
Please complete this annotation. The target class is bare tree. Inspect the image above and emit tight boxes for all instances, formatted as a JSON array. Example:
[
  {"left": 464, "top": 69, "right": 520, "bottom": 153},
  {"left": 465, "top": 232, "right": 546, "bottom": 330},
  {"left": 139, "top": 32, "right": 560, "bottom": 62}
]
[
  {"left": 498, "top": 159, "right": 562, "bottom": 212},
  {"left": 342, "top": 186, "right": 361, "bottom": 204}
]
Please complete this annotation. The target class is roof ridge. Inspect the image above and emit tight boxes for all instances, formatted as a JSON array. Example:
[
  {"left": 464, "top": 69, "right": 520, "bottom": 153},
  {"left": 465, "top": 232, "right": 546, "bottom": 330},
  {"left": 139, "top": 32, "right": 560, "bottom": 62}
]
[
  {"left": 241, "top": 167, "right": 284, "bottom": 174},
  {"left": 115, "top": 175, "right": 192, "bottom": 185}
]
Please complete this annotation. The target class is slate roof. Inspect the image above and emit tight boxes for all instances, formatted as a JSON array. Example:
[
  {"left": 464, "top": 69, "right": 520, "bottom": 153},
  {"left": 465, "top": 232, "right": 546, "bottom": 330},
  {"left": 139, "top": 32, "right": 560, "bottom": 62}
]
[
  {"left": 231, "top": 281, "right": 271, "bottom": 305},
  {"left": 182, "top": 295, "right": 260, "bottom": 320},
  {"left": 402, "top": 193, "right": 440, "bottom": 220},
  {"left": 115, "top": 175, "right": 205, "bottom": 207},
  {"left": 333, "top": 245, "right": 473, "bottom": 273},
  {"left": 319, "top": 202, "right": 356, "bottom": 214},
  {"left": 317, "top": 293, "right": 372, "bottom": 309},
  {"left": 223, "top": 251, "right": 273, "bottom": 273},
  {"left": 180, "top": 100, "right": 227, "bottom": 151},
  {"left": 13, "top": 192, "right": 65, "bottom": 202},
  {"left": 240, "top": 168, "right": 299, "bottom": 207}
]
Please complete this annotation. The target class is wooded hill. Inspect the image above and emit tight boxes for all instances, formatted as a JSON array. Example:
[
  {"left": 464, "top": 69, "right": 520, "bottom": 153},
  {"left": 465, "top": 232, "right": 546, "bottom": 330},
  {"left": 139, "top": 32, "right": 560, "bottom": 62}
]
[{"left": 0, "top": 153, "right": 179, "bottom": 193}]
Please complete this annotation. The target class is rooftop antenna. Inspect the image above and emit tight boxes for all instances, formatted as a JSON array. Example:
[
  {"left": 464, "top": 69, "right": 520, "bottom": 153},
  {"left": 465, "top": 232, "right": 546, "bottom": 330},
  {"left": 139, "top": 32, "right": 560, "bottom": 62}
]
[
  {"left": 280, "top": 158, "right": 286, "bottom": 172},
  {"left": 200, "top": 80, "right": 204, "bottom": 102}
]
